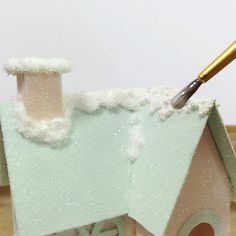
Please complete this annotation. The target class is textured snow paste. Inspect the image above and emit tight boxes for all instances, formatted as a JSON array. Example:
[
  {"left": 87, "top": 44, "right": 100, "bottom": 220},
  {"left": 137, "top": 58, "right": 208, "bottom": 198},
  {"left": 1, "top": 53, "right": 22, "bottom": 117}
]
[
  {"left": 14, "top": 87, "right": 215, "bottom": 156},
  {"left": 14, "top": 99, "right": 72, "bottom": 146},
  {"left": 4, "top": 58, "right": 71, "bottom": 75},
  {"left": 127, "top": 112, "right": 144, "bottom": 163}
]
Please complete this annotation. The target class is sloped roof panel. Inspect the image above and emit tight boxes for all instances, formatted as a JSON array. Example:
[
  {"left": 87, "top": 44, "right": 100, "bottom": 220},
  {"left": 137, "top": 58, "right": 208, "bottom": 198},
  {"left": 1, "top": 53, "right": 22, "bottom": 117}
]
[
  {"left": 0, "top": 124, "right": 9, "bottom": 186},
  {"left": 128, "top": 109, "right": 208, "bottom": 235},
  {"left": 208, "top": 106, "right": 236, "bottom": 201},
  {"left": 0, "top": 102, "right": 131, "bottom": 236},
  {"left": 1, "top": 100, "right": 235, "bottom": 236}
]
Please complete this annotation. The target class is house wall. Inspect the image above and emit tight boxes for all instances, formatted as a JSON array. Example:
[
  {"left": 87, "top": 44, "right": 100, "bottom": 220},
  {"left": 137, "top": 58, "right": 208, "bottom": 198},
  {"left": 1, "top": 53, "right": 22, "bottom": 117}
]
[
  {"left": 164, "top": 126, "right": 231, "bottom": 236},
  {"left": 123, "top": 215, "right": 153, "bottom": 236}
]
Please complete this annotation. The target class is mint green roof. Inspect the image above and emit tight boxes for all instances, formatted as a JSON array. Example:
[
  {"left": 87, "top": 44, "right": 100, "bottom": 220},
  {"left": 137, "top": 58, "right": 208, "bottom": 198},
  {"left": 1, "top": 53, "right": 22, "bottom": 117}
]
[
  {"left": 0, "top": 102, "right": 235, "bottom": 236},
  {"left": 0, "top": 125, "right": 8, "bottom": 186}
]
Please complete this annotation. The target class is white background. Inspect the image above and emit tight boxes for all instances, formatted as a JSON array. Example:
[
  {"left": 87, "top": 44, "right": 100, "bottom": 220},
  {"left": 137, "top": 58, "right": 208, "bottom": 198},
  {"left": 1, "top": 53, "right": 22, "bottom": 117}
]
[{"left": 0, "top": 0, "right": 236, "bottom": 124}]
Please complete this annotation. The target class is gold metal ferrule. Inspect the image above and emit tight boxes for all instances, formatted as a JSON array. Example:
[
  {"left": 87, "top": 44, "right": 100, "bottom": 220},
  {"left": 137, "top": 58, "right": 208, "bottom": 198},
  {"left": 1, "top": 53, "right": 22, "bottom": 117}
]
[{"left": 198, "top": 41, "right": 236, "bottom": 83}]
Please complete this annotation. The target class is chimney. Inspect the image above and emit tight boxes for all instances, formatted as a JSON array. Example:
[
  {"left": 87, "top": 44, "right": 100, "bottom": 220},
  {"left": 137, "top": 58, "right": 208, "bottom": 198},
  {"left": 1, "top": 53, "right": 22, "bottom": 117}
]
[{"left": 4, "top": 58, "right": 71, "bottom": 121}]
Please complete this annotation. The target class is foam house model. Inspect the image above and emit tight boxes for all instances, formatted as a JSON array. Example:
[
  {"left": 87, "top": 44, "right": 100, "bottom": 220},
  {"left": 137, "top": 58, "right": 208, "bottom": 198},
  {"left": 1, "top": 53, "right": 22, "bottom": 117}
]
[{"left": 0, "top": 58, "right": 236, "bottom": 236}]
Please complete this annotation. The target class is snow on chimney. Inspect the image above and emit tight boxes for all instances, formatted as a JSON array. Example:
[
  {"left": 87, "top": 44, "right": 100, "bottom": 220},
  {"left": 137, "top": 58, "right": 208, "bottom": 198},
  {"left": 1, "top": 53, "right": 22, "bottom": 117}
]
[{"left": 4, "top": 58, "right": 71, "bottom": 121}]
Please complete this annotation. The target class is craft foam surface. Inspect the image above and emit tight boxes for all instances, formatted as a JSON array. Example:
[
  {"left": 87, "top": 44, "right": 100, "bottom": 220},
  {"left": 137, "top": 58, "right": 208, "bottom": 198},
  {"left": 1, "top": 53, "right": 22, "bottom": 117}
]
[
  {"left": 208, "top": 106, "right": 236, "bottom": 201},
  {"left": 165, "top": 127, "right": 230, "bottom": 235},
  {"left": 17, "top": 73, "right": 64, "bottom": 121},
  {"left": 4, "top": 58, "right": 71, "bottom": 75},
  {"left": 0, "top": 101, "right": 209, "bottom": 236},
  {"left": 1, "top": 102, "right": 131, "bottom": 235},
  {"left": 0, "top": 94, "right": 236, "bottom": 235},
  {"left": 128, "top": 108, "right": 208, "bottom": 236}
]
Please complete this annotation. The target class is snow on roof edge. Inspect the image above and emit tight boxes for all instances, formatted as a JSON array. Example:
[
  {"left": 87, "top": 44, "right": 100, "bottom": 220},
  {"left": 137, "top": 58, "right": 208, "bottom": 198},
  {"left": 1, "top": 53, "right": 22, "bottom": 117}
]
[{"left": 14, "top": 87, "right": 215, "bottom": 147}]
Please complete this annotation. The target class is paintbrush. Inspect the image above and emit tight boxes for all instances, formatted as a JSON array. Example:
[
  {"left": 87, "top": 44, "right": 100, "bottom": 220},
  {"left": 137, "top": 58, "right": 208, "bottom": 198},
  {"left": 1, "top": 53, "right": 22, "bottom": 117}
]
[{"left": 171, "top": 41, "right": 236, "bottom": 109}]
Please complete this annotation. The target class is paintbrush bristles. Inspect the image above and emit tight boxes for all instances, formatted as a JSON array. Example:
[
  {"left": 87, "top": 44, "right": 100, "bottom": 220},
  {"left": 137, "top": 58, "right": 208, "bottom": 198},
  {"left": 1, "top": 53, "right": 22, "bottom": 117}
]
[{"left": 171, "top": 79, "right": 202, "bottom": 109}]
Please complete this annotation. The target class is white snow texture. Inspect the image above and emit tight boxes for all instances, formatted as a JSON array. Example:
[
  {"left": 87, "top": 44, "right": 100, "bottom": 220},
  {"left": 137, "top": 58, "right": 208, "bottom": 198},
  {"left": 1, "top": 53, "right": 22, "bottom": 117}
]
[
  {"left": 14, "top": 87, "right": 215, "bottom": 160},
  {"left": 4, "top": 58, "right": 71, "bottom": 75}
]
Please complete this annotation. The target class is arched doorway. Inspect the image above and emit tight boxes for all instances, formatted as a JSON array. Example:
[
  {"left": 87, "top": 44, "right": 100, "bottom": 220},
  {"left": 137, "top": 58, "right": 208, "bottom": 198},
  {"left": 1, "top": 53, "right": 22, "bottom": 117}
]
[
  {"left": 188, "top": 223, "right": 214, "bottom": 236},
  {"left": 178, "top": 211, "right": 221, "bottom": 236}
]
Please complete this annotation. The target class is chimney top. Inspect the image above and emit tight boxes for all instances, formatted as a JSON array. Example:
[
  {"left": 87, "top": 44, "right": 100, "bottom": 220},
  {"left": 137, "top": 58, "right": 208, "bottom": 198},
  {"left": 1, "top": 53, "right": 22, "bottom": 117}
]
[{"left": 4, "top": 57, "right": 72, "bottom": 75}]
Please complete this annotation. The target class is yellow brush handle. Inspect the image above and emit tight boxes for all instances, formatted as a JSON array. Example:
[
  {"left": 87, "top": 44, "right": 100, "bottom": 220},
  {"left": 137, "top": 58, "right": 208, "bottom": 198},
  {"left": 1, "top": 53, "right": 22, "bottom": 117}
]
[{"left": 198, "top": 41, "right": 236, "bottom": 83}]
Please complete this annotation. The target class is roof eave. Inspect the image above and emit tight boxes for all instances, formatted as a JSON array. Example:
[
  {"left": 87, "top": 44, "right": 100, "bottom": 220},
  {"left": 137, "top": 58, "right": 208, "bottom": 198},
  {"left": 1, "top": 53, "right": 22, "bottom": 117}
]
[
  {"left": 0, "top": 123, "right": 9, "bottom": 186},
  {"left": 208, "top": 105, "right": 236, "bottom": 202}
]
